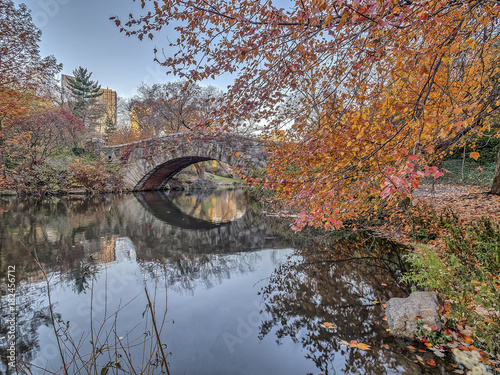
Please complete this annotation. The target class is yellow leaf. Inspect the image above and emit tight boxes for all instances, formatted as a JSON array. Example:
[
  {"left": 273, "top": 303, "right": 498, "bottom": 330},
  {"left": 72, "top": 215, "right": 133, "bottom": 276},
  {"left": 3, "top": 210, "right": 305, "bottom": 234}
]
[{"left": 470, "top": 152, "right": 480, "bottom": 160}]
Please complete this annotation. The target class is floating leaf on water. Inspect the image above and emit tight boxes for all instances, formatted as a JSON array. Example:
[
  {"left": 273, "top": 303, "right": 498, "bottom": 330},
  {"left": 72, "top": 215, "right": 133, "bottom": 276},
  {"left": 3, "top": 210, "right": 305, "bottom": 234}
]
[
  {"left": 356, "top": 343, "right": 371, "bottom": 350},
  {"left": 427, "top": 358, "right": 436, "bottom": 366},
  {"left": 322, "top": 322, "right": 335, "bottom": 330},
  {"left": 339, "top": 340, "right": 350, "bottom": 346},
  {"left": 407, "top": 346, "right": 416, "bottom": 350},
  {"left": 381, "top": 344, "right": 390, "bottom": 349}
]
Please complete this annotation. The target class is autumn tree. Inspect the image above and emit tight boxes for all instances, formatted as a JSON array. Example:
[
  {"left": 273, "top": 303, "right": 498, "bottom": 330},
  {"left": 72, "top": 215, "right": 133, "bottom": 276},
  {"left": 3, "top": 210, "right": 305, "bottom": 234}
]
[
  {"left": 129, "top": 81, "right": 222, "bottom": 136},
  {"left": 6, "top": 108, "right": 85, "bottom": 165},
  {"left": 0, "top": 0, "right": 61, "bottom": 181},
  {"left": 114, "top": 0, "right": 500, "bottom": 229}
]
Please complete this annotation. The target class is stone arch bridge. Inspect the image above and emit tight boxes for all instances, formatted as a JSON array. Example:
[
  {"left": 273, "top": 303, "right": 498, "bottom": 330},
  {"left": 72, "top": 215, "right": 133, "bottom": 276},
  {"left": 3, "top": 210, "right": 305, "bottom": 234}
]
[{"left": 93, "top": 132, "right": 268, "bottom": 191}]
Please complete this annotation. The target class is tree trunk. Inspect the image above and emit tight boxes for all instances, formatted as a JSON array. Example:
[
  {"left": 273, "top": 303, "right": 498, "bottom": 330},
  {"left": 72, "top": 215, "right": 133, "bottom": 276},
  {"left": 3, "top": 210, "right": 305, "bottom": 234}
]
[
  {"left": 194, "top": 162, "right": 205, "bottom": 179},
  {"left": 490, "top": 142, "right": 500, "bottom": 195}
]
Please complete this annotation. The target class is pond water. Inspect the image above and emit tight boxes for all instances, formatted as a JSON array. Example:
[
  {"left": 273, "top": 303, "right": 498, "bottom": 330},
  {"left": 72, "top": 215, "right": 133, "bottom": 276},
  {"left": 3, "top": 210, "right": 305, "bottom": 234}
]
[{"left": 0, "top": 189, "right": 455, "bottom": 374}]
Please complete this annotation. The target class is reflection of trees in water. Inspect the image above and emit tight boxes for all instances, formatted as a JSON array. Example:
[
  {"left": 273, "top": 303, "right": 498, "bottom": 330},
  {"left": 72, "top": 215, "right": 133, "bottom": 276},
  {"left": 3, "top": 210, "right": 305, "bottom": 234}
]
[
  {"left": 0, "top": 282, "right": 55, "bottom": 373},
  {"left": 259, "top": 234, "right": 420, "bottom": 375},
  {"left": 0, "top": 195, "right": 120, "bottom": 283},
  {"left": 138, "top": 251, "right": 263, "bottom": 295}
]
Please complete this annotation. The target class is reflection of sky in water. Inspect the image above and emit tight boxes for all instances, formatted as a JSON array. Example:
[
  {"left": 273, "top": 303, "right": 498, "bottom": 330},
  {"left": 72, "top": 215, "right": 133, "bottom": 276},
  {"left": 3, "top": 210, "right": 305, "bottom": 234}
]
[{"left": 8, "top": 245, "right": 309, "bottom": 375}]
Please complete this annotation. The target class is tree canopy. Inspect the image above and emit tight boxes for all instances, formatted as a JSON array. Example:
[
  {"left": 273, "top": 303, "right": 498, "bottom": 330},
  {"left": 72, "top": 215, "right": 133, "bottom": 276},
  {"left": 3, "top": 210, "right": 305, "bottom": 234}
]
[
  {"left": 129, "top": 81, "right": 222, "bottom": 136},
  {"left": 65, "top": 67, "right": 103, "bottom": 121},
  {"left": 114, "top": 0, "right": 500, "bottom": 229},
  {"left": 0, "top": 0, "right": 61, "bottom": 180},
  {"left": 0, "top": 0, "right": 61, "bottom": 89}
]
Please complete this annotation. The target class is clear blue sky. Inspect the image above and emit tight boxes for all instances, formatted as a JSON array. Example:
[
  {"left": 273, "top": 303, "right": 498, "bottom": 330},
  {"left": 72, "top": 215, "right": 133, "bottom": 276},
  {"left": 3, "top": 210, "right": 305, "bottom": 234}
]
[{"left": 14, "top": 0, "right": 233, "bottom": 98}]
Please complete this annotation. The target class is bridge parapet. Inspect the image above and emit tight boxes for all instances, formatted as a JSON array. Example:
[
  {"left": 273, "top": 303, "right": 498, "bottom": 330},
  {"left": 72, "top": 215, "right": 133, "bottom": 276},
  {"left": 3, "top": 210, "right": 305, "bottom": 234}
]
[{"left": 95, "top": 132, "right": 268, "bottom": 191}]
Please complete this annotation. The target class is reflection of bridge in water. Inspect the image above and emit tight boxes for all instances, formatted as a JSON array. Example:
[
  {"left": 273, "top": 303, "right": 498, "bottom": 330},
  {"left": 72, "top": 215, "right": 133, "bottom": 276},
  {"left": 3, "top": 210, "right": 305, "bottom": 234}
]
[
  {"left": 122, "top": 190, "right": 286, "bottom": 260},
  {"left": 0, "top": 189, "right": 290, "bottom": 284},
  {"left": 135, "top": 190, "right": 246, "bottom": 230}
]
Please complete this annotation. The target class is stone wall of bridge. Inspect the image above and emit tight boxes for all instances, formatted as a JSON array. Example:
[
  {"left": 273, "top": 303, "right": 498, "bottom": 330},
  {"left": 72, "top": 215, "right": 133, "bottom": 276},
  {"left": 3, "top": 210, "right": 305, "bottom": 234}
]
[{"left": 96, "top": 133, "right": 268, "bottom": 191}]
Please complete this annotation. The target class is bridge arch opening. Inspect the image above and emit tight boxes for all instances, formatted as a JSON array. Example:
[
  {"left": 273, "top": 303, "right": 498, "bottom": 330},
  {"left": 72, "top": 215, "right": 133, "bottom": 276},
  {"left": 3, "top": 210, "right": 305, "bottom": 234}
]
[{"left": 138, "top": 156, "right": 214, "bottom": 191}]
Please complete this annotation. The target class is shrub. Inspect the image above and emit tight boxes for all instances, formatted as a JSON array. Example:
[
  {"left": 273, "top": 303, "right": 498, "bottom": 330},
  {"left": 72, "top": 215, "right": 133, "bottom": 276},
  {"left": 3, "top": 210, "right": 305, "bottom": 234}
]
[
  {"left": 13, "top": 160, "right": 68, "bottom": 196},
  {"left": 68, "top": 160, "right": 110, "bottom": 193},
  {"left": 402, "top": 214, "right": 500, "bottom": 354}
]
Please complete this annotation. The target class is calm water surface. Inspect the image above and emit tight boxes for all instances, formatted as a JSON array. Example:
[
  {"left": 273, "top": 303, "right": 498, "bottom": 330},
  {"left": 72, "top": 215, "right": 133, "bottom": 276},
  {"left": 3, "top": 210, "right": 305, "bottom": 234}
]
[{"left": 0, "top": 190, "right": 454, "bottom": 374}]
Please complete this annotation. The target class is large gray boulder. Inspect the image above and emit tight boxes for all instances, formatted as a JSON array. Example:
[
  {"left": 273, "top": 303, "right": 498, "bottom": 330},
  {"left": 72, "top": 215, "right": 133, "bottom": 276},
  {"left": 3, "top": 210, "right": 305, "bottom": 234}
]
[{"left": 386, "top": 291, "right": 441, "bottom": 338}]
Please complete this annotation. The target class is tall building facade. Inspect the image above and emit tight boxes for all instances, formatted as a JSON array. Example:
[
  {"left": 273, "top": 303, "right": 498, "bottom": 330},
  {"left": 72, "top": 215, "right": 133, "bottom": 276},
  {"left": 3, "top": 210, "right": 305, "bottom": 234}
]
[{"left": 98, "top": 87, "right": 117, "bottom": 127}]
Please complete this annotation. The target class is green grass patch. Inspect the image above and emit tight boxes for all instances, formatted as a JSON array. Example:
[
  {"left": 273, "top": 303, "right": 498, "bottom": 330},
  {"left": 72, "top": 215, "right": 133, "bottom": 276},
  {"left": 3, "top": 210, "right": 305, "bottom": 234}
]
[
  {"left": 438, "top": 159, "right": 495, "bottom": 188},
  {"left": 209, "top": 173, "right": 245, "bottom": 184}
]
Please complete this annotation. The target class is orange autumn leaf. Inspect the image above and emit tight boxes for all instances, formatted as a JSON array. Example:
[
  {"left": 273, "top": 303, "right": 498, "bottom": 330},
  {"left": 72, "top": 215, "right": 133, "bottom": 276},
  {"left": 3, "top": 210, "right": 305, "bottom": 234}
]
[
  {"left": 463, "top": 336, "right": 474, "bottom": 345},
  {"left": 470, "top": 152, "right": 480, "bottom": 161},
  {"left": 321, "top": 322, "right": 335, "bottom": 330},
  {"left": 356, "top": 343, "right": 371, "bottom": 351},
  {"left": 427, "top": 358, "right": 436, "bottom": 366}
]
